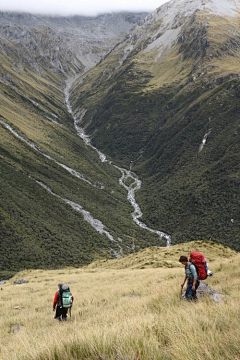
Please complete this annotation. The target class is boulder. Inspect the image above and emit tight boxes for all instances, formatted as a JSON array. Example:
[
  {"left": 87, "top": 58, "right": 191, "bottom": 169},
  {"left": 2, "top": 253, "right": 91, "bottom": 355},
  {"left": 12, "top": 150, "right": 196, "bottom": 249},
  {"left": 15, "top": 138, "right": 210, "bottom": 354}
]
[{"left": 13, "top": 279, "right": 28, "bottom": 284}]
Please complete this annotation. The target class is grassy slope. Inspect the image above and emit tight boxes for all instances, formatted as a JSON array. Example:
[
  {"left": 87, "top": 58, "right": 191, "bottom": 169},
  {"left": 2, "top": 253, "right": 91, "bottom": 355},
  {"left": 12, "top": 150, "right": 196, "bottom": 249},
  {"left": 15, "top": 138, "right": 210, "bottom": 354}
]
[
  {"left": 0, "top": 36, "right": 164, "bottom": 280},
  {"left": 70, "top": 12, "right": 240, "bottom": 250},
  {"left": 0, "top": 241, "right": 239, "bottom": 360}
]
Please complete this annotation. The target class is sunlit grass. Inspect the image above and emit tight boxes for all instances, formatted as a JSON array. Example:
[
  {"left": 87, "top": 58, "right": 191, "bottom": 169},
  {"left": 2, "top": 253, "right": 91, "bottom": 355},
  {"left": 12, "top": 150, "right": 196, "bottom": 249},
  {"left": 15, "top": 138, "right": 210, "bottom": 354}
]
[{"left": 0, "top": 241, "right": 239, "bottom": 360}]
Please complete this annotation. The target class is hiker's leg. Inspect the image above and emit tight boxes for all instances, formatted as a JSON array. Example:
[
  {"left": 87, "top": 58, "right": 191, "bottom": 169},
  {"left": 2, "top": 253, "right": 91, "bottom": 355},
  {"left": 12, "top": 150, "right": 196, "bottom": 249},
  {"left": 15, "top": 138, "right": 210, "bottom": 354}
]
[
  {"left": 196, "top": 280, "right": 200, "bottom": 290},
  {"left": 186, "top": 279, "right": 194, "bottom": 300},
  {"left": 193, "top": 280, "right": 200, "bottom": 299},
  {"left": 62, "top": 308, "right": 68, "bottom": 321},
  {"left": 55, "top": 306, "right": 62, "bottom": 320}
]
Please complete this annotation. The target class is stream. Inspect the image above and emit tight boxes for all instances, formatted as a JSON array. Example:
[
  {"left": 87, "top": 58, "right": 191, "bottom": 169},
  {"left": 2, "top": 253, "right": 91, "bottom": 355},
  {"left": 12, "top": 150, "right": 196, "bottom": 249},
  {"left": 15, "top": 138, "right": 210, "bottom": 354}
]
[
  {"left": 0, "top": 75, "right": 171, "bottom": 257},
  {"left": 64, "top": 76, "right": 171, "bottom": 247},
  {"left": 0, "top": 118, "right": 123, "bottom": 257}
]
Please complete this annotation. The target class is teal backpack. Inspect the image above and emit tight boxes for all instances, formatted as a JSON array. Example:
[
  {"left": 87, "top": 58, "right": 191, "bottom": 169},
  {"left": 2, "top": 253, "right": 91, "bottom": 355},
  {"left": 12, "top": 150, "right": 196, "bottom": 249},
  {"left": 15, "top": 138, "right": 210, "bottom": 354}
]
[{"left": 60, "top": 285, "right": 72, "bottom": 308}]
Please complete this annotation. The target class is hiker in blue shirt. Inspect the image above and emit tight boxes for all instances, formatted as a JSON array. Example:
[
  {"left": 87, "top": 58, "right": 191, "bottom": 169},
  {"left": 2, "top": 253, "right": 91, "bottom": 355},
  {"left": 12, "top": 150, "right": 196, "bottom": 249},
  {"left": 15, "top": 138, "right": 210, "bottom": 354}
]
[{"left": 179, "top": 255, "right": 200, "bottom": 300}]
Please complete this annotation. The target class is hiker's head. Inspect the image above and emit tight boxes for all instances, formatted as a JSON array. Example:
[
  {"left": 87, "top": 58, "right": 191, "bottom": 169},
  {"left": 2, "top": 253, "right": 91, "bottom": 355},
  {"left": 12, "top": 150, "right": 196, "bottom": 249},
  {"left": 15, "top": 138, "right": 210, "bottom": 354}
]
[
  {"left": 58, "top": 283, "right": 63, "bottom": 289},
  {"left": 179, "top": 255, "right": 188, "bottom": 265}
]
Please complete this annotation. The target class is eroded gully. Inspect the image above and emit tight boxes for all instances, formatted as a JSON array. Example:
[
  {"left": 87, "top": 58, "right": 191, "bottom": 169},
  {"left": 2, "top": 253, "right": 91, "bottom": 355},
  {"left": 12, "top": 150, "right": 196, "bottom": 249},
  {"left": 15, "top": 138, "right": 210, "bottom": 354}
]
[
  {"left": 0, "top": 118, "right": 123, "bottom": 258},
  {"left": 65, "top": 76, "right": 171, "bottom": 247}
]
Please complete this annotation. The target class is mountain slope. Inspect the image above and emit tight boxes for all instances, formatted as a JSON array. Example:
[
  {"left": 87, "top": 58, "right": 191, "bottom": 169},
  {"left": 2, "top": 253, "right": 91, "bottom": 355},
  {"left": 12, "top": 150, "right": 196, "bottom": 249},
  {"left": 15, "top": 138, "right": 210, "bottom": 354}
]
[
  {"left": 70, "top": 0, "right": 240, "bottom": 250},
  {"left": 0, "top": 12, "right": 168, "bottom": 280}
]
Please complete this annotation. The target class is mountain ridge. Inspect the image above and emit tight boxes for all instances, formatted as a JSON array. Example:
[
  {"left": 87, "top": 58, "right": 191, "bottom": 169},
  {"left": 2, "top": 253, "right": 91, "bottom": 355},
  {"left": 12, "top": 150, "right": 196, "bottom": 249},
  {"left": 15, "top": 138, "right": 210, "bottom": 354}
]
[
  {"left": 0, "top": 11, "right": 148, "bottom": 70},
  {"left": 70, "top": 0, "right": 240, "bottom": 250}
]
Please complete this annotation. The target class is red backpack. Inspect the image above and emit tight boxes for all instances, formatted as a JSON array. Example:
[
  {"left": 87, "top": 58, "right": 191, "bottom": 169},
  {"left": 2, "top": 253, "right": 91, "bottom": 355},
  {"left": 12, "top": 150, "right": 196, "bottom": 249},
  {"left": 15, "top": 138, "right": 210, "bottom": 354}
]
[{"left": 189, "top": 252, "right": 208, "bottom": 280}]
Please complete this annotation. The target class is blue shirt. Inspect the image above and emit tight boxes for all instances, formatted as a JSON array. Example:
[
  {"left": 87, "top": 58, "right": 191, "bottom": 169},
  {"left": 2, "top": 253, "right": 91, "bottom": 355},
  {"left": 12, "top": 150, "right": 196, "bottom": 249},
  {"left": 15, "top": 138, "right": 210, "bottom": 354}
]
[{"left": 185, "top": 263, "right": 198, "bottom": 280}]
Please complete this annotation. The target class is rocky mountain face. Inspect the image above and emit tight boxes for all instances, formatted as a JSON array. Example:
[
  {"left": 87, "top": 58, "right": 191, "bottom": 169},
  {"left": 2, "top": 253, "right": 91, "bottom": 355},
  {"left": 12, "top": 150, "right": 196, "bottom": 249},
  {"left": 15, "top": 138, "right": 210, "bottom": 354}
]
[
  {"left": 0, "top": 25, "right": 83, "bottom": 77},
  {"left": 0, "top": 11, "right": 147, "bottom": 70},
  {"left": 70, "top": 0, "right": 240, "bottom": 250}
]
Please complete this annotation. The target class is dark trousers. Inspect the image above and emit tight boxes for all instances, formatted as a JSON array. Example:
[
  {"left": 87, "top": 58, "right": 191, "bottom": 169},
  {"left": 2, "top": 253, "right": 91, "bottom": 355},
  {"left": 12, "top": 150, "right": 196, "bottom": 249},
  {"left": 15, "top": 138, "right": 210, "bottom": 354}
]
[
  {"left": 186, "top": 278, "right": 200, "bottom": 300},
  {"left": 55, "top": 306, "right": 68, "bottom": 320}
]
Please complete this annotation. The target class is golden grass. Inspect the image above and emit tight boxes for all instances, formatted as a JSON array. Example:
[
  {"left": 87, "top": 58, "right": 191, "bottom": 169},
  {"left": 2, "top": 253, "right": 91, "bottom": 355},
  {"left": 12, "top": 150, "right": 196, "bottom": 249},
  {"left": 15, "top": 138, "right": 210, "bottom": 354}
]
[
  {"left": 87, "top": 240, "right": 237, "bottom": 269},
  {"left": 0, "top": 241, "right": 239, "bottom": 360},
  {"left": 135, "top": 46, "right": 192, "bottom": 90}
]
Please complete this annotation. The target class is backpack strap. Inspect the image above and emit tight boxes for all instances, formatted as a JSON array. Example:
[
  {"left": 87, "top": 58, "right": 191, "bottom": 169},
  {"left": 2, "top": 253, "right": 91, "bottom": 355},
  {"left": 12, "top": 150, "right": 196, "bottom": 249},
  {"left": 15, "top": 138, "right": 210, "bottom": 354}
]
[
  {"left": 189, "top": 261, "right": 196, "bottom": 271},
  {"left": 189, "top": 262, "right": 199, "bottom": 279}
]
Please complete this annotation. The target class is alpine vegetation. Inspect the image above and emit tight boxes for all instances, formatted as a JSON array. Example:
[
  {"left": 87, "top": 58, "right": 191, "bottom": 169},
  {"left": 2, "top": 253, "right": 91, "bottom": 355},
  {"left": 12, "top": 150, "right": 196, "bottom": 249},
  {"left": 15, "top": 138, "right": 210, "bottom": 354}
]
[
  {"left": 0, "top": 0, "right": 239, "bottom": 281},
  {"left": 70, "top": 0, "right": 240, "bottom": 251},
  {"left": 0, "top": 241, "right": 239, "bottom": 360},
  {"left": 0, "top": 9, "right": 165, "bottom": 279}
]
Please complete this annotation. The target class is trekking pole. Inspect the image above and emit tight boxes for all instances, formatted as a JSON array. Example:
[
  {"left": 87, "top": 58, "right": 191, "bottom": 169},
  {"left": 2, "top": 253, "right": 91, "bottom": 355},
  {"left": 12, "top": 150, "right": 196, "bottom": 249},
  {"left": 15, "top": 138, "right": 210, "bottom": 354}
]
[
  {"left": 69, "top": 306, "right": 72, "bottom": 318},
  {"left": 180, "top": 285, "right": 183, "bottom": 299}
]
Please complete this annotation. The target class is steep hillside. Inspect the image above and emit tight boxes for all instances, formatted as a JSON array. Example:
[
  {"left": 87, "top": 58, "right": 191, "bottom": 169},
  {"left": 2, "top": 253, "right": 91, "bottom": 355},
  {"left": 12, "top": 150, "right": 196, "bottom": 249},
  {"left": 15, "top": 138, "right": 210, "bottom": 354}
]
[
  {"left": 0, "top": 25, "right": 83, "bottom": 76},
  {"left": 0, "top": 11, "right": 147, "bottom": 70},
  {"left": 0, "top": 241, "right": 239, "bottom": 360},
  {"left": 70, "top": 0, "right": 240, "bottom": 250},
  {"left": 0, "top": 12, "right": 166, "bottom": 281}
]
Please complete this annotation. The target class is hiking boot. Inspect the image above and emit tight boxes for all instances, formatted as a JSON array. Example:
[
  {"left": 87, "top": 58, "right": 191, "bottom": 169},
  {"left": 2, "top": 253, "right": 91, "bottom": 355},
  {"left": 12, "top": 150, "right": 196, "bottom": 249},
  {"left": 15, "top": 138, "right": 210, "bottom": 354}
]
[{"left": 55, "top": 317, "right": 62, "bottom": 321}]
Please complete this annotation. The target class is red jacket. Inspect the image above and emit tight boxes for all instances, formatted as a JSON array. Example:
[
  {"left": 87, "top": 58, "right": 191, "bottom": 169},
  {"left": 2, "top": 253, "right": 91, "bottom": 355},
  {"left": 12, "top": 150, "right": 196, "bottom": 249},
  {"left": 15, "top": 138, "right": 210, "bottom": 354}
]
[{"left": 53, "top": 290, "right": 74, "bottom": 309}]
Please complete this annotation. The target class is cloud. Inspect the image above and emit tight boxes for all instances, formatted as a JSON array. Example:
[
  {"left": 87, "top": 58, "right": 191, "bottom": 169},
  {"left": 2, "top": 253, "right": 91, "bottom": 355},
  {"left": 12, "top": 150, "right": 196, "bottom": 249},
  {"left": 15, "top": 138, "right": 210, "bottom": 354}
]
[{"left": 0, "top": 0, "right": 168, "bottom": 16}]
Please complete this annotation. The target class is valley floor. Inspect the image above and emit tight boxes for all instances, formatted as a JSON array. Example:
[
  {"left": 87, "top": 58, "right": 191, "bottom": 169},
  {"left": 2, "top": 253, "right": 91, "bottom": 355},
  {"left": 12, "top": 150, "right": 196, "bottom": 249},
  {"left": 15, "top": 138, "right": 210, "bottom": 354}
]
[{"left": 0, "top": 241, "right": 239, "bottom": 360}]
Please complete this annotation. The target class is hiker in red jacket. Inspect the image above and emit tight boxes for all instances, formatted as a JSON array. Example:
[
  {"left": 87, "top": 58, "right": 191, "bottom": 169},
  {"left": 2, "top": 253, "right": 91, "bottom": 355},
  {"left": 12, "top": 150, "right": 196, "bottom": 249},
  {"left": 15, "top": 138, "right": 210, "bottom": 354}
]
[{"left": 53, "top": 283, "right": 74, "bottom": 321}]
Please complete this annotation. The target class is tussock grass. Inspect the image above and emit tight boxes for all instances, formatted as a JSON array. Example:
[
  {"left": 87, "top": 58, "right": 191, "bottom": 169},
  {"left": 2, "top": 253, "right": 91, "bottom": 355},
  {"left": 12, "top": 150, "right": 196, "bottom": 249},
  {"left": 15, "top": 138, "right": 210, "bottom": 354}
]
[
  {"left": 87, "top": 240, "right": 237, "bottom": 269},
  {"left": 0, "top": 241, "right": 239, "bottom": 360}
]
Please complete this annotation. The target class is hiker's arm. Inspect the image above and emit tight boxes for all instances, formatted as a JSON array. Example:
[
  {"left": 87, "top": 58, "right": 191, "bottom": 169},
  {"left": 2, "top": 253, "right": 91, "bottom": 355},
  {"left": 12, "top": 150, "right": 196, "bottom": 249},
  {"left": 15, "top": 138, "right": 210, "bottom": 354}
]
[
  {"left": 181, "top": 277, "right": 187, "bottom": 288},
  {"left": 192, "top": 279, "right": 197, "bottom": 289},
  {"left": 190, "top": 265, "right": 198, "bottom": 289},
  {"left": 53, "top": 292, "right": 58, "bottom": 310},
  {"left": 192, "top": 279, "right": 198, "bottom": 291}
]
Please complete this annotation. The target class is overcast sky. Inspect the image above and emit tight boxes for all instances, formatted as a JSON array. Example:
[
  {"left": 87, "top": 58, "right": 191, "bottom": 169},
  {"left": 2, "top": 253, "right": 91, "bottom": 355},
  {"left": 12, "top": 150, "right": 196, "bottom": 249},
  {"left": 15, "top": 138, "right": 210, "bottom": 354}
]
[{"left": 0, "top": 0, "right": 169, "bottom": 16}]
